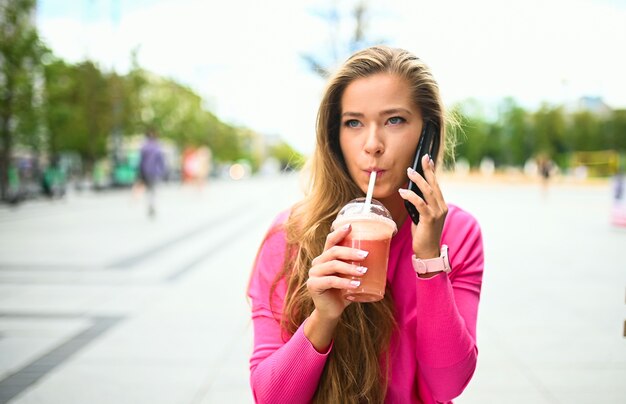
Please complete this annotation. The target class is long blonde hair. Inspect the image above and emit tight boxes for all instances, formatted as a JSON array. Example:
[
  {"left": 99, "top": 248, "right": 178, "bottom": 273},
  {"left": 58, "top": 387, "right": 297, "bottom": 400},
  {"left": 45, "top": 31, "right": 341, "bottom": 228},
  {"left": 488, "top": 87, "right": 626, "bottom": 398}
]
[{"left": 273, "top": 46, "right": 449, "bottom": 403}]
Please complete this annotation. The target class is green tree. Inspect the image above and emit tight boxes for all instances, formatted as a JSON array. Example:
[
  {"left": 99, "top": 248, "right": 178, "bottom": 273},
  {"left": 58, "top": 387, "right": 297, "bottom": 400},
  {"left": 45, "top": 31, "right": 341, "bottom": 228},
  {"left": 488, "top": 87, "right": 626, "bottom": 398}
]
[
  {"left": 498, "top": 98, "right": 532, "bottom": 166},
  {"left": 42, "top": 58, "right": 73, "bottom": 159},
  {"left": 610, "top": 109, "right": 626, "bottom": 152},
  {"left": 269, "top": 140, "right": 305, "bottom": 171},
  {"left": 569, "top": 111, "right": 601, "bottom": 151},
  {"left": 140, "top": 74, "right": 207, "bottom": 146},
  {"left": 140, "top": 72, "right": 248, "bottom": 163},
  {"left": 43, "top": 60, "right": 113, "bottom": 170},
  {"left": 0, "top": 0, "right": 46, "bottom": 200},
  {"left": 532, "top": 104, "right": 567, "bottom": 163},
  {"left": 118, "top": 52, "right": 146, "bottom": 136},
  {"left": 451, "top": 100, "right": 490, "bottom": 168}
]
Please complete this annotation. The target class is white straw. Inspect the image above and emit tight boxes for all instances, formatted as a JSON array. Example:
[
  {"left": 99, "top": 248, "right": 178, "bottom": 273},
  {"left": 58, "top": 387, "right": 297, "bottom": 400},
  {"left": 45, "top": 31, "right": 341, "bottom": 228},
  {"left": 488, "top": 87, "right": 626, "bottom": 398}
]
[{"left": 364, "top": 171, "right": 377, "bottom": 212}]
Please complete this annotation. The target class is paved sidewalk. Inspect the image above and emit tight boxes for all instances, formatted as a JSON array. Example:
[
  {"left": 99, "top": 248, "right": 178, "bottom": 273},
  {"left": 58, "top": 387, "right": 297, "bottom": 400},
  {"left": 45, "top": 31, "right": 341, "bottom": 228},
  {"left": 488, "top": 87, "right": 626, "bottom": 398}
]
[{"left": 0, "top": 174, "right": 624, "bottom": 403}]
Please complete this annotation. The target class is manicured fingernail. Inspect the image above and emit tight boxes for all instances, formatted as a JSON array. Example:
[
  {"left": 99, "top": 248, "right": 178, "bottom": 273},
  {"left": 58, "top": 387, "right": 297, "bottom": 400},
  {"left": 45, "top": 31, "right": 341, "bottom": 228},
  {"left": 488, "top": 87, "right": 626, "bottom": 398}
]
[
  {"left": 350, "top": 280, "right": 361, "bottom": 287},
  {"left": 356, "top": 266, "right": 367, "bottom": 274},
  {"left": 342, "top": 224, "right": 351, "bottom": 231},
  {"left": 429, "top": 156, "right": 435, "bottom": 169},
  {"left": 407, "top": 167, "right": 416, "bottom": 176},
  {"left": 356, "top": 250, "right": 369, "bottom": 258},
  {"left": 398, "top": 188, "right": 408, "bottom": 197}
]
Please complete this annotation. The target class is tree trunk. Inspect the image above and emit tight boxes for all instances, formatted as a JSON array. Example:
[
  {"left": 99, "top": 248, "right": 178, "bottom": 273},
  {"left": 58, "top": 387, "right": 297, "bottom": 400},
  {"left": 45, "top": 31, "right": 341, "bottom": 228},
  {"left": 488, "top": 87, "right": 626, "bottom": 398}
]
[{"left": 0, "top": 89, "right": 14, "bottom": 202}]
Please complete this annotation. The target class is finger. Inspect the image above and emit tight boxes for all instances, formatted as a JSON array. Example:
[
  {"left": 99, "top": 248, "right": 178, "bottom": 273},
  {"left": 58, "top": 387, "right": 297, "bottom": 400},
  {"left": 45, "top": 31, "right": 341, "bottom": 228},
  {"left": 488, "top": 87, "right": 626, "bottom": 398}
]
[
  {"left": 406, "top": 165, "right": 436, "bottom": 206},
  {"left": 398, "top": 187, "right": 431, "bottom": 219},
  {"left": 323, "top": 223, "right": 352, "bottom": 251},
  {"left": 313, "top": 245, "right": 369, "bottom": 267},
  {"left": 421, "top": 154, "right": 445, "bottom": 202},
  {"left": 309, "top": 260, "right": 368, "bottom": 278},
  {"left": 307, "top": 275, "right": 361, "bottom": 293}
]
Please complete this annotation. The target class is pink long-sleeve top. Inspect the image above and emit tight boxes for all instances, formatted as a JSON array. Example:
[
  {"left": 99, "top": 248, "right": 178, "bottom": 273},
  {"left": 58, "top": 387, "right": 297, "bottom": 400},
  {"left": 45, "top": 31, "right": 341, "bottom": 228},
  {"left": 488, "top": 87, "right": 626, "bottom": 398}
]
[{"left": 248, "top": 203, "right": 484, "bottom": 403}]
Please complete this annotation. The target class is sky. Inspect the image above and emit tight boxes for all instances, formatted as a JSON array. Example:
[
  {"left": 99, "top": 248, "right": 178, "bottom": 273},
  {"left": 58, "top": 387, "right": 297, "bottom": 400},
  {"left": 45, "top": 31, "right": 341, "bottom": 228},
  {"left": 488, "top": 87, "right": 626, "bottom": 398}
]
[{"left": 36, "top": 0, "right": 626, "bottom": 154}]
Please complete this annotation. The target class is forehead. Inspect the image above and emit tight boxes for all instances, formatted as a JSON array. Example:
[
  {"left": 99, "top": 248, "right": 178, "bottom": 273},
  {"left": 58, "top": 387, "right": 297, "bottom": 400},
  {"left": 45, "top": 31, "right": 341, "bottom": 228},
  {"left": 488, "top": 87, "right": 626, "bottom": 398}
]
[{"left": 341, "top": 73, "right": 417, "bottom": 112}]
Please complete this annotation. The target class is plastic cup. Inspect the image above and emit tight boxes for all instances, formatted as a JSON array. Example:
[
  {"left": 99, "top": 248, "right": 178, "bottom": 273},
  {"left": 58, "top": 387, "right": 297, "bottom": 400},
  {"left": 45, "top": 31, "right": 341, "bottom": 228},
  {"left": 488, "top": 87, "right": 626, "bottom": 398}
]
[{"left": 331, "top": 197, "right": 397, "bottom": 302}]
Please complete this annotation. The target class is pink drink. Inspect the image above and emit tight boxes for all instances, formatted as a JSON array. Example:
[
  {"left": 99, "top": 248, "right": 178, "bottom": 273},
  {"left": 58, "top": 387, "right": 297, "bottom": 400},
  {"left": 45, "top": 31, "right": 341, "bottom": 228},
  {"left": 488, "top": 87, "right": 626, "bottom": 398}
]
[
  {"left": 332, "top": 198, "right": 397, "bottom": 303},
  {"left": 339, "top": 237, "right": 392, "bottom": 302}
]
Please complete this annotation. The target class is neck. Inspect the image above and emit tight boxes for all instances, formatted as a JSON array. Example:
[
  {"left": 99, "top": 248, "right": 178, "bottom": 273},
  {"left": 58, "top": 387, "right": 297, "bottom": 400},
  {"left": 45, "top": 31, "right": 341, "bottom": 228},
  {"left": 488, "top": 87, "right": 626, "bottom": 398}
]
[{"left": 379, "top": 193, "right": 408, "bottom": 230}]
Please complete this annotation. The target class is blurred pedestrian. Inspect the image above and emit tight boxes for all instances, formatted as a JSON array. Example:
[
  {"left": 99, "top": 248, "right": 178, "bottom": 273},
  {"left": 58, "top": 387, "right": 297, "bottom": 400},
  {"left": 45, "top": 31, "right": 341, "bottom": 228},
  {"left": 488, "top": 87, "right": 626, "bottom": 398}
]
[
  {"left": 611, "top": 168, "right": 626, "bottom": 227},
  {"left": 138, "top": 128, "right": 165, "bottom": 218},
  {"left": 247, "top": 46, "right": 484, "bottom": 403},
  {"left": 537, "top": 154, "right": 555, "bottom": 196}
]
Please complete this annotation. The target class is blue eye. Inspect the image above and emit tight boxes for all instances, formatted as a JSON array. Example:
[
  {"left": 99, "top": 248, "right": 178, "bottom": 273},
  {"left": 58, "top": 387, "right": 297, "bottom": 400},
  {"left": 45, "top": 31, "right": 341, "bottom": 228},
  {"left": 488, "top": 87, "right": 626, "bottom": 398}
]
[
  {"left": 388, "top": 116, "right": 406, "bottom": 125},
  {"left": 345, "top": 119, "right": 361, "bottom": 128}
]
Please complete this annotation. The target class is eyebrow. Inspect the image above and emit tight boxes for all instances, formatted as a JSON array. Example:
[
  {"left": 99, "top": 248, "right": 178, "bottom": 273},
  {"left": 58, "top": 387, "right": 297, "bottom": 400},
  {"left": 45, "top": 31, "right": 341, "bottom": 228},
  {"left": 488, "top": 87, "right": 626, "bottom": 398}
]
[{"left": 341, "top": 108, "right": 413, "bottom": 118}]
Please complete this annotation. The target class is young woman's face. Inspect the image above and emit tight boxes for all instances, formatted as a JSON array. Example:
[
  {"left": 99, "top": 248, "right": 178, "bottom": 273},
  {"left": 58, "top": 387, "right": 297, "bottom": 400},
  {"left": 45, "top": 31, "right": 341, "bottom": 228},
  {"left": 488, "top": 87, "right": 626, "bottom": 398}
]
[{"left": 339, "top": 73, "right": 423, "bottom": 200}]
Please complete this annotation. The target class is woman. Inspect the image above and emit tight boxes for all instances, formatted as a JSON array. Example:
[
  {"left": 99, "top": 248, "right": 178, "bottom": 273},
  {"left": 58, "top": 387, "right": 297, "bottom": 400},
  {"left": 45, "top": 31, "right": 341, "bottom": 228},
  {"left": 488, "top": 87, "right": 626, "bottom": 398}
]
[{"left": 248, "top": 46, "right": 484, "bottom": 403}]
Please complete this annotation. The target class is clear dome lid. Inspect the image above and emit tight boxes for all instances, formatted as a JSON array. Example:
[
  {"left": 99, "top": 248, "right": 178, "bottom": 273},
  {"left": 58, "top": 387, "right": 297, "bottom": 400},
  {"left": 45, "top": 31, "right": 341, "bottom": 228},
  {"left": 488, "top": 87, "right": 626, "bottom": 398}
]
[{"left": 332, "top": 197, "right": 397, "bottom": 234}]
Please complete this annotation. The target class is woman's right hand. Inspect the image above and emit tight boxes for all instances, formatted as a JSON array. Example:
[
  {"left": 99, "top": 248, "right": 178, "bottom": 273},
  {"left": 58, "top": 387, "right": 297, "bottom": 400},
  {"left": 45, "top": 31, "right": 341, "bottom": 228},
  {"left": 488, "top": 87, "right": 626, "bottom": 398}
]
[{"left": 306, "top": 224, "right": 369, "bottom": 321}]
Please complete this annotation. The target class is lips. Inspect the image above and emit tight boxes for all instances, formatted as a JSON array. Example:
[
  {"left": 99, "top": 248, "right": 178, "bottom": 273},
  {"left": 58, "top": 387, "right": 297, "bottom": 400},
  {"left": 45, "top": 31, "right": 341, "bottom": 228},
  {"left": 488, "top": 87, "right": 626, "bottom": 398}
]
[{"left": 364, "top": 169, "right": 386, "bottom": 178}]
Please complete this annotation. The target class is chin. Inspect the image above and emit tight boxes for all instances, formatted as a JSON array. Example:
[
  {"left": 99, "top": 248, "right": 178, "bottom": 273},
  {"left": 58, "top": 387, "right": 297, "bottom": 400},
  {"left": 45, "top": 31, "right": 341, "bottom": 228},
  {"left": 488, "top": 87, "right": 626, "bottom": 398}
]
[{"left": 373, "top": 187, "right": 399, "bottom": 202}]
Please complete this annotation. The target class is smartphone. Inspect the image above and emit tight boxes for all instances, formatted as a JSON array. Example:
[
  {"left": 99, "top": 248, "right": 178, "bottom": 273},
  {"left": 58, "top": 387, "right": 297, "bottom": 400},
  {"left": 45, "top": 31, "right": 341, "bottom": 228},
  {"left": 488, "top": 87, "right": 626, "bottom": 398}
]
[{"left": 404, "top": 121, "right": 441, "bottom": 224}]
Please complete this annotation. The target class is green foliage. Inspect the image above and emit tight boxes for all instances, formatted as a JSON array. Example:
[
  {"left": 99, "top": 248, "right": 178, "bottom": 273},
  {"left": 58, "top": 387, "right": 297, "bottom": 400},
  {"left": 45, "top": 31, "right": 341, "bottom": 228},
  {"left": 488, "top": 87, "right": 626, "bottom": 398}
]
[
  {"left": 497, "top": 98, "right": 531, "bottom": 166},
  {"left": 450, "top": 100, "right": 490, "bottom": 167},
  {"left": 452, "top": 98, "right": 625, "bottom": 172},
  {"left": 39, "top": 58, "right": 274, "bottom": 178},
  {"left": 570, "top": 111, "right": 600, "bottom": 151},
  {"left": 269, "top": 140, "right": 306, "bottom": 171},
  {"left": 0, "top": 0, "right": 47, "bottom": 200},
  {"left": 2, "top": 6, "right": 296, "bottom": 192},
  {"left": 139, "top": 73, "right": 257, "bottom": 165},
  {"left": 43, "top": 60, "right": 113, "bottom": 166},
  {"left": 533, "top": 104, "right": 567, "bottom": 156}
]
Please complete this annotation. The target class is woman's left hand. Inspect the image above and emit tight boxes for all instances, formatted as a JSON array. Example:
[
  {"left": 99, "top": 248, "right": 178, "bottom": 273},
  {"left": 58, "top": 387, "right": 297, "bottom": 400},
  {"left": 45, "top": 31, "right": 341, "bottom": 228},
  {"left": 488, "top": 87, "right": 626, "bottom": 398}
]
[{"left": 399, "top": 154, "right": 448, "bottom": 259}]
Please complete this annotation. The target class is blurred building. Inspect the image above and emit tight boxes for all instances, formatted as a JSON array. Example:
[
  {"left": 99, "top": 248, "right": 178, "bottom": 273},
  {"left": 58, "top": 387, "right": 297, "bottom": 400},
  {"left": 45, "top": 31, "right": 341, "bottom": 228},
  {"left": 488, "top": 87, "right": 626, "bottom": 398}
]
[{"left": 566, "top": 96, "right": 613, "bottom": 117}]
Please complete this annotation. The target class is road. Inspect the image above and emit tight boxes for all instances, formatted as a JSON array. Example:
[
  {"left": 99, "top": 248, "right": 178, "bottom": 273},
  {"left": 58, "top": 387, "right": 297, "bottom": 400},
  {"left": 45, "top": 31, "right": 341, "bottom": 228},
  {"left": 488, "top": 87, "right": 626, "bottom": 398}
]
[{"left": 0, "top": 173, "right": 624, "bottom": 403}]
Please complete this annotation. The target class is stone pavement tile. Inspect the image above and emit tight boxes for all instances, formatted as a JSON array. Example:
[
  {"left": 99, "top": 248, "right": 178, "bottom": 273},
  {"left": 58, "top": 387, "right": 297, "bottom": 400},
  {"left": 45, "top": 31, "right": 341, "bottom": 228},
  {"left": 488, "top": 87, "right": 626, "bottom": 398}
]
[
  {"left": 533, "top": 367, "right": 626, "bottom": 403},
  {"left": 0, "top": 338, "right": 61, "bottom": 380},
  {"left": 0, "top": 318, "right": 90, "bottom": 379},
  {"left": 196, "top": 389, "right": 253, "bottom": 404},
  {"left": 0, "top": 269, "right": 107, "bottom": 285},
  {"left": 0, "top": 285, "right": 113, "bottom": 314},
  {"left": 85, "top": 285, "right": 165, "bottom": 316},
  {"left": 11, "top": 363, "right": 209, "bottom": 404},
  {"left": 457, "top": 329, "right": 558, "bottom": 403},
  {"left": 0, "top": 286, "right": 21, "bottom": 301},
  {"left": 0, "top": 318, "right": 88, "bottom": 337},
  {"left": 192, "top": 329, "right": 253, "bottom": 404},
  {"left": 457, "top": 388, "right": 554, "bottom": 404},
  {"left": 458, "top": 363, "right": 556, "bottom": 403},
  {"left": 73, "top": 316, "right": 224, "bottom": 367}
]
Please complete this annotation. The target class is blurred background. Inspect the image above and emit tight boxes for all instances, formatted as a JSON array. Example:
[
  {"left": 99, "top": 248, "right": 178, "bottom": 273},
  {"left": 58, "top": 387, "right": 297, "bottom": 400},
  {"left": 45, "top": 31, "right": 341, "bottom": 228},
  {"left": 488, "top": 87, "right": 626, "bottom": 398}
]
[{"left": 0, "top": 0, "right": 625, "bottom": 403}]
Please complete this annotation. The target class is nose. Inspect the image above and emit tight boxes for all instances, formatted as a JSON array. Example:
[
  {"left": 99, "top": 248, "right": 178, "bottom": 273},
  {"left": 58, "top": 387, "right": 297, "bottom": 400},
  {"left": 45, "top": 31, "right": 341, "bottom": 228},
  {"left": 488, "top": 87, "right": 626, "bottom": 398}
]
[{"left": 363, "top": 125, "right": 384, "bottom": 156}]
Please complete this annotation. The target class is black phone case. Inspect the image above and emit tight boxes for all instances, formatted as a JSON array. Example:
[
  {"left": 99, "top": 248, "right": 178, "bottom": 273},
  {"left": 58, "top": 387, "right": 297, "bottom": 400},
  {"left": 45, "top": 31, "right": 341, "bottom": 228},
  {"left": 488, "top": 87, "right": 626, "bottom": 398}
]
[{"left": 404, "top": 122, "right": 440, "bottom": 224}]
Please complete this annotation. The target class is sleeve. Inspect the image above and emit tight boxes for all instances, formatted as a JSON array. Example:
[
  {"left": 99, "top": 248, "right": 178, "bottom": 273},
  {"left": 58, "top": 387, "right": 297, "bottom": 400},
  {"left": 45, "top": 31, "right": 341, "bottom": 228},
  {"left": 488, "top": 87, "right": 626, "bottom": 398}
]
[
  {"left": 248, "top": 219, "right": 331, "bottom": 403},
  {"left": 414, "top": 207, "right": 484, "bottom": 402}
]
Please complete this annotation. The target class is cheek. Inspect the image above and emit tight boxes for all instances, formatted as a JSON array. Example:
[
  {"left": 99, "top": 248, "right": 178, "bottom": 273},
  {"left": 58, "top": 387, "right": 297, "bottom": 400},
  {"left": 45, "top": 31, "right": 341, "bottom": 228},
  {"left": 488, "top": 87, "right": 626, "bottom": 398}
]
[
  {"left": 396, "top": 143, "right": 416, "bottom": 169},
  {"left": 339, "top": 133, "right": 357, "bottom": 168}
]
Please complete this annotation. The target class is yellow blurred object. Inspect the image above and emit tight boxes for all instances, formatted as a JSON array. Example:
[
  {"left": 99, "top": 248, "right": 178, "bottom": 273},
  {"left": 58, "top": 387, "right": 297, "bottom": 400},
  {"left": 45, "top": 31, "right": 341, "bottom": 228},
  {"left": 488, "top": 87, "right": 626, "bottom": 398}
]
[
  {"left": 571, "top": 150, "right": 620, "bottom": 177},
  {"left": 229, "top": 164, "right": 245, "bottom": 180}
]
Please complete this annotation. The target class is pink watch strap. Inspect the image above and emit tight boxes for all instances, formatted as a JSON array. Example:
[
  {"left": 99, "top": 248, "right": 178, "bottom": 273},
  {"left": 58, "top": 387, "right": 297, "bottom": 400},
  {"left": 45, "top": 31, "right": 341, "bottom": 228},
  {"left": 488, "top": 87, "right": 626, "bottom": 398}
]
[{"left": 412, "top": 245, "right": 451, "bottom": 274}]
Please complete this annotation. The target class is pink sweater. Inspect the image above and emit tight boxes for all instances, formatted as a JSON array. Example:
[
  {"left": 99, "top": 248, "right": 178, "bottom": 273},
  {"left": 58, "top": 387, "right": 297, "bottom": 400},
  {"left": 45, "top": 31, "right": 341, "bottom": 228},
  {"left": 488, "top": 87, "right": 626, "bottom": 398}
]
[{"left": 248, "top": 204, "right": 484, "bottom": 403}]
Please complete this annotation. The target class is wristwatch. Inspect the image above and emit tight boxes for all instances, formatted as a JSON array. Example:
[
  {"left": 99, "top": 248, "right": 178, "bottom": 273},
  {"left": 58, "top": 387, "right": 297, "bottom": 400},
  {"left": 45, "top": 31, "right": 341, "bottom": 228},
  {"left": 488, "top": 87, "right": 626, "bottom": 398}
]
[{"left": 412, "top": 245, "right": 451, "bottom": 275}]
